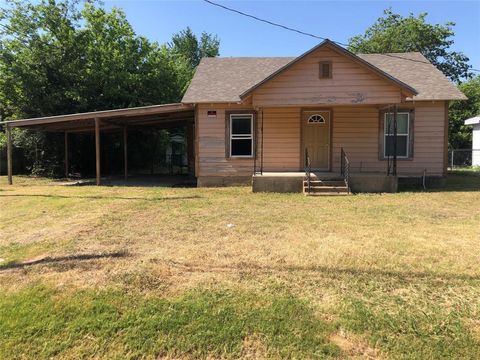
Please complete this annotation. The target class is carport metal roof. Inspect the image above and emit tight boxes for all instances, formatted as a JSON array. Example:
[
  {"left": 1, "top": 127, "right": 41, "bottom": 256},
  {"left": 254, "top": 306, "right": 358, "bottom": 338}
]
[
  {"left": 2, "top": 103, "right": 194, "bottom": 132},
  {"left": 2, "top": 103, "right": 195, "bottom": 186}
]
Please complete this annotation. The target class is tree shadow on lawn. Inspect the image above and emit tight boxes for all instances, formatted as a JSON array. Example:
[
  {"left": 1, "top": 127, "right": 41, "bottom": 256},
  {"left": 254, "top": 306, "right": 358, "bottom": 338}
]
[
  {"left": 0, "top": 251, "right": 129, "bottom": 271},
  {"left": 3, "top": 252, "right": 478, "bottom": 283},
  {"left": 164, "top": 260, "right": 480, "bottom": 283},
  {"left": 0, "top": 194, "right": 202, "bottom": 201}
]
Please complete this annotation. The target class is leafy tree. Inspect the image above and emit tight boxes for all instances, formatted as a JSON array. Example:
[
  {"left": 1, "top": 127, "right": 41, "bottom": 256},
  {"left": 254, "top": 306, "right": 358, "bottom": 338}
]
[
  {"left": 0, "top": 0, "right": 86, "bottom": 119},
  {"left": 78, "top": 4, "right": 184, "bottom": 111},
  {"left": 169, "top": 27, "right": 220, "bottom": 94},
  {"left": 449, "top": 76, "right": 480, "bottom": 149},
  {"left": 348, "top": 9, "right": 471, "bottom": 82},
  {"left": 170, "top": 26, "right": 220, "bottom": 86},
  {"left": 0, "top": 0, "right": 219, "bottom": 176}
]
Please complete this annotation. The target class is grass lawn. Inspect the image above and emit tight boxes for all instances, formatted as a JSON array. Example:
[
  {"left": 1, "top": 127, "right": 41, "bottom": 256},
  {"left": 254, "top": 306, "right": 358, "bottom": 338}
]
[{"left": 1, "top": 173, "right": 480, "bottom": 359}]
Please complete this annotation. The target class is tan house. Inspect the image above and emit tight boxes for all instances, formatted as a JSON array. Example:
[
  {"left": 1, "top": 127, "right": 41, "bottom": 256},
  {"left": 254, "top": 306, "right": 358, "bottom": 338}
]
[{"left": 4, "top": 40, "right": 466, "bottom": 194}]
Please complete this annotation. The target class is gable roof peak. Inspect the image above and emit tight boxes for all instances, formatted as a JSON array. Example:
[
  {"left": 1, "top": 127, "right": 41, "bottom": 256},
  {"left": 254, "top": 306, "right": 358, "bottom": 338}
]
[{"left": 239, "top": 40, "right": 418, "bottom": 99}]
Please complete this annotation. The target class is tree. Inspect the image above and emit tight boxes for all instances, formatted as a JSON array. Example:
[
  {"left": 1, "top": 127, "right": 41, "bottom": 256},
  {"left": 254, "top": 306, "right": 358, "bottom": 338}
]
[
  {"left": 0, "top": 0, "right": 219, "bottom": 176},
  {"left": 348, "top": 9, "right": 471, "bottom": 82},
  {"left": 170, "top": 27, "right": 219, "bottom": 80},
  {"left": 449, "top": 76, "right": 480, "bottom": 149},
  {"left": 0, "top": 0, "right": 86, "bottom": 119},
  {"left": 169, "top": 27, "right": 219, "bottom": 93}
]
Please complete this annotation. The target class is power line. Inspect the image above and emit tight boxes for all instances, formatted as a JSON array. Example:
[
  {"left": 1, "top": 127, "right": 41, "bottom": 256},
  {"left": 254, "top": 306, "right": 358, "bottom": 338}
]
[
  {"left": 202, "top": 0, "right": 338, "bottom": 43},
  {"left": 203, "top": 0, "right": 480, "bottom": 73}
]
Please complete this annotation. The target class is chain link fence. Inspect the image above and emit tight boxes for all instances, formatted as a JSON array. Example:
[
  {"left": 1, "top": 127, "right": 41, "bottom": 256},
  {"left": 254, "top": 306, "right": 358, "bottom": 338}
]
[{"left": 448, "top": 149, "right": 480, "bottom": 170}]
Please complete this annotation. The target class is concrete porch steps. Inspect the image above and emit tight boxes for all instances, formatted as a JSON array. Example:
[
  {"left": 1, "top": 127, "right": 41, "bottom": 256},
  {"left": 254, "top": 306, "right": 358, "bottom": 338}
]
[{"left": 303, "top": 178, "right": 349, "bottom": 196}]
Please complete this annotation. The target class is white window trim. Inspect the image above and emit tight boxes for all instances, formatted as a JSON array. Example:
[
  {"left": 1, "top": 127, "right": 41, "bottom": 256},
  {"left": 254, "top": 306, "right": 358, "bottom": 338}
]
[
  {"left": 383, "top": 112, "right": 409, "bottom": 159},
  {"left": 307, "top": 114, "right": 326, "bottom": 124},
  {"left": 230, "top": 114, "right": 254, "bottom": 158}
]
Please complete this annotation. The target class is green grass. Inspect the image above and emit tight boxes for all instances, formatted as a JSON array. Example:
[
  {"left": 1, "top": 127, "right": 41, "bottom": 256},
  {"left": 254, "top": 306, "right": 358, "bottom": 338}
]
[
  {"left": 1, "top": 173, "right": 480, "bottom": 359},
  {"left": 338, "top": 273, "right": 480, "bottom": 359},
  {"left": 342, "top": 297, "right": 479, "bottom": 359},
  {"left": 0, "top": 285, "right": 339, "bottom": 360}
]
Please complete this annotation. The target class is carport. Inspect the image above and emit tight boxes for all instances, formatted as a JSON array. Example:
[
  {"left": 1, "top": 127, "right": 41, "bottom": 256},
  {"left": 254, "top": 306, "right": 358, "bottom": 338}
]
[{"left": 3, "top": 103, "right": 195, "bottom": 185}]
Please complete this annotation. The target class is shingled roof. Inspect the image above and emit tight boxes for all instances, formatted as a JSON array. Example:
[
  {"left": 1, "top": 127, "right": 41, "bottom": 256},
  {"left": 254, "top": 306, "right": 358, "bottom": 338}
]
[
  {"left": 182, "top": 57, "right": 293, "bottom": 103},
  {"left": 357, "top": 52, "right": 467, "bottom": 101},
  {"left": 182, "top": 50, "right": 466, "bottom": 103}
]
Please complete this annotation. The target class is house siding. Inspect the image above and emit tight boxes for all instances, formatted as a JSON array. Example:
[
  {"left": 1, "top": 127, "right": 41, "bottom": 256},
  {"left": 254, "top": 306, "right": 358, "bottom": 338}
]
[
  {"left": 332, "top": 101, "right": 446, "bottom": 176},
  {"left": 251, "top": 46, "right": 403, "bottom": 107},
  {"left": 196, "top": 101, "right": 447, "bottom": 184},
  {"left": 196, "top": 103, "right": 255, "bottom": 179},
  {"left": 262, "top": 107, "right": 301, "bottom": 171}
]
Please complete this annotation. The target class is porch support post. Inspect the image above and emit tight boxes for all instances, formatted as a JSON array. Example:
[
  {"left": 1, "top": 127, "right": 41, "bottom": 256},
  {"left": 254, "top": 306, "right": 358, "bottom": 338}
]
[
  {"left": 6, "top": 124, "right": 12, "bottom": 185},
  {"left": 64, "top": 131, "right": 69, "bottom": 178},
  {"left": 393, "top": 104, "right": 398, "bottom": 176},
  {"left": 260, "top": 108, "right": 264, "bottom": 175},
  {"left": 123, "top": 125, "right": 128, "bottom": 181},
  {"left": 95, "top": 117, "right": 101, "bottom": 186},
  {"left": 253, "top": 113, "right": 257, "bottom": 174}
]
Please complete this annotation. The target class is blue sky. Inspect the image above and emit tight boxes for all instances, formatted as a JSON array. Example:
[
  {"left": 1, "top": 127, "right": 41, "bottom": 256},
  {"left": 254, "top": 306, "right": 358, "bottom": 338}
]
[{"left": 104, "top": 0, "right": 480, "bottom": 71}]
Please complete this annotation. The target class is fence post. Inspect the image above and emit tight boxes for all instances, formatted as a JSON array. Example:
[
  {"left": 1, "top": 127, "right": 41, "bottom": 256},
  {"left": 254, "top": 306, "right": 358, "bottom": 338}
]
[{"left": 450, "top": 149, "right": 454, "bottom": 170}]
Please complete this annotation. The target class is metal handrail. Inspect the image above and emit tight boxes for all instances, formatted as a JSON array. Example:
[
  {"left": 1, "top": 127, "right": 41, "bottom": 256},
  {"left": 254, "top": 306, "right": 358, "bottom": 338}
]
[
  {"left": 304, "top": 148, "right": 311, "bottom": 194},
  {"left": 340, "top": 147, "right": 350, "bottom": 194}
]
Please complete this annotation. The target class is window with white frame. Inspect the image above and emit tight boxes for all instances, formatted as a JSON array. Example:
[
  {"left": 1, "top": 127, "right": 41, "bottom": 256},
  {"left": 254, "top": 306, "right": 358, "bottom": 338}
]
[
  {"left": 384, "top": 112, "right": 409, "bottom": 158},
  {"left": 230, "top": 114, "right": 253, "bottom": 157}
]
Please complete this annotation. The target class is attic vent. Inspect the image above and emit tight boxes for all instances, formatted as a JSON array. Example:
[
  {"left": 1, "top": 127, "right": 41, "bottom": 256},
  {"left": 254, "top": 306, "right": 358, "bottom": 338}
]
[
  {"left": 319, "top": 61, "right": 332, "bottom": 79},
  {"left": 308, "top": 114, "right": 325, "bottom": 124}
]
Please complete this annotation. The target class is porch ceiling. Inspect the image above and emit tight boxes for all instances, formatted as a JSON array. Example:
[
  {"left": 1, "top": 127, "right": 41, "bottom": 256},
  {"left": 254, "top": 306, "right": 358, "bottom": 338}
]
[{"left": 2, "top": 103, "right": 194, "bottom": 133}]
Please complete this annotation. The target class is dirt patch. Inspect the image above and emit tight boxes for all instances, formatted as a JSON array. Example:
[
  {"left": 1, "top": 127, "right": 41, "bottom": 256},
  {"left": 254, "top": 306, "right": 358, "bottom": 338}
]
[
  {"left": 329, "top": 329, "right": 382, "bottom": 359},
  {"left": 240, "top": 336, "right": 267, "bottom": 359},
  {"left": 466, "top": 319, "right": 480, "bottom": 340}
]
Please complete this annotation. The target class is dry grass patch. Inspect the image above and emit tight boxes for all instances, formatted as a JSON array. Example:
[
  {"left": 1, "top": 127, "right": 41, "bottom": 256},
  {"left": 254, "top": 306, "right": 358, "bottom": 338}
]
[{"left": 1, "top": 173, "right": 480, "bottom": 358}]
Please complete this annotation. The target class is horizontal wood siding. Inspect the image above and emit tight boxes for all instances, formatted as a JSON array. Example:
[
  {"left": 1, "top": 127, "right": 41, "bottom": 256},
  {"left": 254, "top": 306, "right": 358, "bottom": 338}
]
[
  {"left": 197, "top": 103, "right": 255, "bottom": 177},
  {"left": 196, "top": 102, "right": 446, "bottom": 178},
  {"left": 332, "top": 106, "right": 380, "bottom": 172},
  {"left": 408, "top": 101, "right": 446, "bottom": 176},
  {"left": 252, "top": 46, "right": 402, "bottom": 107},
  {"left": 262, "top": 107, "right": 301, "bottom": 171},
  {"left": 332, "top": 102, "right": 446, "bottom": 176}
]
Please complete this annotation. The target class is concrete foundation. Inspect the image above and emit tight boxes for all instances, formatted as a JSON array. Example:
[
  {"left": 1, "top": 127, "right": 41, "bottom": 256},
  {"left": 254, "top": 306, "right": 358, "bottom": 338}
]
[
  {"left": 197, "top": 176, "right": 251, "bottom": 187},
  {"left": 252, "top": 172, "right": 399, "bottom": 193},
  {"left": 200, "top": 172, "right": 403, "bottom": 193},
  {"left": 398, "top": 176, "right": 447, "bottom": 190},
  {"left": 252, "top": 174, "right": 304, "bottom": 193},
  {"left": 349, "top": 174, "right": 398, "bottom": 193}
]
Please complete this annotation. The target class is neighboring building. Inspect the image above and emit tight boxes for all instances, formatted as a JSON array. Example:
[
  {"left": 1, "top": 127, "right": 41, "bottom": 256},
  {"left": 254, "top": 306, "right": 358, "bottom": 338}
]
[
  {"left": 464, "top": 116, "right": 480, "bottom": 166},
  {"left": 4, "top": 40, "right": 467, "bottom": 193}
]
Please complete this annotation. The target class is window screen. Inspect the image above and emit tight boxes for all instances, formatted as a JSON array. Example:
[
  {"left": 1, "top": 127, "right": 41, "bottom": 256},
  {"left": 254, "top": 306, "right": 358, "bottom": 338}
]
[
  {"left": 230, "top": 114, "right": 253, "bottom": 157},
  {"left": 384, "top": 113, "right": 409, "bottom": 158}
]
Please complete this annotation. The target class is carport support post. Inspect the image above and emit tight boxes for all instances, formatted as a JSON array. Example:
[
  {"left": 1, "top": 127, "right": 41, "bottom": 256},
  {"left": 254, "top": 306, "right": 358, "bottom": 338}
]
[
  {"left": 64, "top": 132, "right": 69, "bottom": 178},
  {"left": 95, "top": 118, "right": 101, "bottom": 185},
  {"left": 6, "top": 124, "right": 12, "bottom": 185},
  {"left": 123, "top": 126, "right": 128, "bottom": 181}
]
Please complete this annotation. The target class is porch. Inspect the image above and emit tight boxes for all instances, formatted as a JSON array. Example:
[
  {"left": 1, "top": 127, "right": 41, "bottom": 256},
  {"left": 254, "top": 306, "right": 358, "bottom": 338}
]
[{"left": 252, "top": 171, "right": 398, "bottom": 194}]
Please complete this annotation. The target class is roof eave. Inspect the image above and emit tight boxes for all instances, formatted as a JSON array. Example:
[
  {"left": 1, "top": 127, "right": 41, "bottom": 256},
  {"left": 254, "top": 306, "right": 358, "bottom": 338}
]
[
  {"left": 2, "top": 103, "right": 194, "bottom": 128},
  {"left": 407, "top": 94, "right": 468, "bottom": 102}
]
